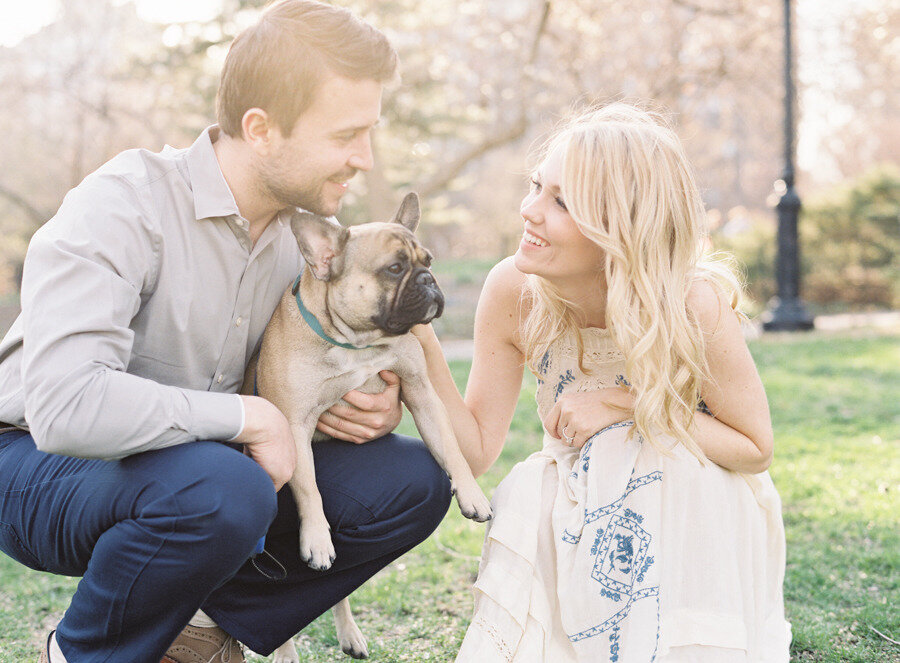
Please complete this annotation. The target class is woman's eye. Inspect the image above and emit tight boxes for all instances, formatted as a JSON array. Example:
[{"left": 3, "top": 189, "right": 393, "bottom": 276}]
[
  {"left": 555, "top": 196, "right": 568, "bottom": 211},
  {"left": 530, "top": 178, "right": 542, "bottom": 192}
]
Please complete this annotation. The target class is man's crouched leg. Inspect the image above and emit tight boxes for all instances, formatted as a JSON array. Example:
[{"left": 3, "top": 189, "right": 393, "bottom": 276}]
[
  {"left": 0, "top": 432, "right": 277, "bottom": 663},
  {"left": 199, "top": 433, "right": 452, "bottom": 657}
]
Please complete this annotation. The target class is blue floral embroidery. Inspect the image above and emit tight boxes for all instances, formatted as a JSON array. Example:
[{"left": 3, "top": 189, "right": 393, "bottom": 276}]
[
  {"left": 554, "top": 370, "right": 576, "bottom": 402},
  {"left": 568, "top": 587, "right": 659, "bottom": 642},
  {"left": 562, "top": 467, "right": 661, "bottom": 544},
  {"left": 592, "top": 514, "right": 652, "bottom": 596},
  {"left": 553, "top": 402, "right": 661, "bottom": 658},
  {"left": 567, "top": 420, "right": 634, "bottom": 483},
  {"left": 601, "top": 587, "right": 622, "bottom": 602},
  {"left": 579, "top": 438, "right": 593, "bottom": 473},
  {"left": 615, "top": 374, "right": 631, "bottom": 388},
  {"left": 538, "top": 349, "right": 551, "bottom": 376},
  {"left": 623, "top": 507, "right": 643, "bottom": 524},
  {"left": 610, "top": 622, "right": 621, "bottom": 662}
]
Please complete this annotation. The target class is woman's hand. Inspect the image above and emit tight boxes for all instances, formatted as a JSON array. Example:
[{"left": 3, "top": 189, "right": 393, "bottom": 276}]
[{"left": 543, "top": 386, "right": 635, "bottom": 449}]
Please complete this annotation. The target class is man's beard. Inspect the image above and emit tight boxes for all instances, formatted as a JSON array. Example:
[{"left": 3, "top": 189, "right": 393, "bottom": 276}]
[
  {"left": 260, "top": 171, "right": 336, "bottom": 217},
  {"left": 257, "top": 150, "right": 357, "bottom": 216}
]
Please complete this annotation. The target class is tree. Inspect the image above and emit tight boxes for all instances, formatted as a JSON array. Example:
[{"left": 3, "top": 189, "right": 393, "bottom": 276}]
[
  {"left": 3, "top": 0, "right": 891, "bottom": 295},
  {"left": 799, "top": 1, "right": 899, "bottom": 187}
]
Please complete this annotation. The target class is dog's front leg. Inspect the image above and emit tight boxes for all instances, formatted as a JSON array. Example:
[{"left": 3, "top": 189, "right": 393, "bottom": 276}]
[
  {"left": 332, "top": 597, "right": 368, "bottom": 659},
  {"left": 288, "top": 418, "right": 336, "bottom": 571},
  {"left": 400, "top": 375, "right": 493, "bottom": 523}
]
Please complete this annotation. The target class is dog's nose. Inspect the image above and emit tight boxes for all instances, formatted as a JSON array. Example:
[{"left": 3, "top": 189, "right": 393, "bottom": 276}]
[{"left": 414, "top": 270, "right": 436, "bottom": 288}]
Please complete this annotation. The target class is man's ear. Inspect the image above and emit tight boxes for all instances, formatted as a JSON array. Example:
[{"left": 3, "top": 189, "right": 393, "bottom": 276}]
[
  {"left": 242, "top": 108, "right": 275, "bottom": 155},
  {"left": 391, "top": 192, "right": 420, "bottom": 233},
  {"left": 289, "top": 211, "right": 349, "bottom": 281}
]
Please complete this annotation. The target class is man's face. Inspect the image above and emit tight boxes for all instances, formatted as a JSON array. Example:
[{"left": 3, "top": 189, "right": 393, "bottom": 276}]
[{"left": 258, "top": 73, "right": 383, "bottom": 217}]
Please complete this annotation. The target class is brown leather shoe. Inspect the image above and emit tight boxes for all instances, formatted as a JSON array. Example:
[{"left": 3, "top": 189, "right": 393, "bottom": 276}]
[{"left": 161, "top": 624, "right": 245, "bottom": 663}]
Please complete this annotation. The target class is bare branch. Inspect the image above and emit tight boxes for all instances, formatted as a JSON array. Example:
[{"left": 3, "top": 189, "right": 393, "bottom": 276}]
[
  {"left": 416, "top": 1, "right": 552, "bottom": 197},
  {"left": 671, "top": 0, "right": 739, "bottom": 18},
  {"left": 417, "top": 115, "right": 530, "bottom": 199},
  {"left": 0, "top": 182, "right": 51, "bottom": 226}
]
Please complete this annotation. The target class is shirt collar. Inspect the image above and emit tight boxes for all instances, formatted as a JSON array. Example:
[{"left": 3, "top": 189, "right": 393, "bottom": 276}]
[{"left": 184, "top": 125, "right": 241, "bottom": 221}]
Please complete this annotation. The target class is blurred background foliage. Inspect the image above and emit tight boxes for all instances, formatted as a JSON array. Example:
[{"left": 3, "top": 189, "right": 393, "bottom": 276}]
[
  {"left": 719, "top": 165, "right": 900, "bottom": 315},
  {"left": 0, "top": 0, "right": 897, "bottom": 323}
]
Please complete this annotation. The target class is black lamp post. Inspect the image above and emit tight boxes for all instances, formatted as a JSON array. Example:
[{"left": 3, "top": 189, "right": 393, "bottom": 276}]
[{"left": 762, "top": 0, "right": 814, "bottom": 331}]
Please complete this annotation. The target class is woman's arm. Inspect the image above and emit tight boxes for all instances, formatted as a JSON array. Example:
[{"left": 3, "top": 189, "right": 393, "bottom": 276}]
[
  {"left": 687, "top": 279, "right": 775, "bottom": 473},
  {"left": 413, "top": 257, "right": 527, "bottom": 477},
  {"left": 541, "top": 280, "right": 773, "bottom": 474}
]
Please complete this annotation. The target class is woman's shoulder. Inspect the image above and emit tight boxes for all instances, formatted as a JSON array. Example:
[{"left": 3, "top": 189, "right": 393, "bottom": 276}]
[
  {"left": 686, "top": 277, "right": 739, "bottom": 337},
  {"left": 476, "top": 256, "right": 530, "bottom": 337},
  {"left": 481, "top": 257, "right": 528, "bottom": 306},
  {"left": 486, "top": 255, "right": 527, "bottom": 287}
]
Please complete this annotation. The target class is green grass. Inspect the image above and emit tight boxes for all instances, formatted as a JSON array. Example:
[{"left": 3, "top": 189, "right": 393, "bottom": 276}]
[{"left": 1, "top": 330, "right": 897, "bottom": 662}]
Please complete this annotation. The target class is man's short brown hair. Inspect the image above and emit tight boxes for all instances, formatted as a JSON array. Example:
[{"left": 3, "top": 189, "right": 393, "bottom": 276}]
[{"left": 216, "top": 0, "right": 398, "bottom": 138}]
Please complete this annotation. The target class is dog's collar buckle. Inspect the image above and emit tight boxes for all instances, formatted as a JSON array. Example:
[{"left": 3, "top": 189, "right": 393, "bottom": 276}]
[{"left": 293, "top": 274, "right": 372, "bottom": 350}]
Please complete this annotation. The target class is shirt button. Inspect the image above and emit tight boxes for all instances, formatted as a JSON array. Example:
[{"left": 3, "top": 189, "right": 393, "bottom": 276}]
[
  {"left": 235, "top": 316, "right": 243, "bottom": 327},
  {"left": 216, "top": 374, "right": 224, "bottom": 384}
]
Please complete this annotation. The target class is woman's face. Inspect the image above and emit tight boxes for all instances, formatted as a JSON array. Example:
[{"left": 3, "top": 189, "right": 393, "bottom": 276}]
[{"left": 513, "top": 144, "right": 604, "bottom": 285}]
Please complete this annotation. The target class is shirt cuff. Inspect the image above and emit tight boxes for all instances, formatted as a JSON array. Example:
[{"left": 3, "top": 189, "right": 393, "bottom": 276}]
[
  {"left": 182, "top": 390, "right": 245, "bottom": 442},
  {"left": 227, "top": 394, "right": 245, "bottom": 442}
]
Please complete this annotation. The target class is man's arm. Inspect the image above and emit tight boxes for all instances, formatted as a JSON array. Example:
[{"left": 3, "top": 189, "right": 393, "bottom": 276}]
[
  {"left": 21, "top": 176, "right": 243, "bottom": 459},
  {"left": 315, "top": 371, "right": 403, "bottom": 443}
]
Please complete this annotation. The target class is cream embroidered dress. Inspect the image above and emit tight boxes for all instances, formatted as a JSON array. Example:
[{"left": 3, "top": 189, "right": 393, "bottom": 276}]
[{"left": 456, "top": 327, "right": 791, "bottom": 662}]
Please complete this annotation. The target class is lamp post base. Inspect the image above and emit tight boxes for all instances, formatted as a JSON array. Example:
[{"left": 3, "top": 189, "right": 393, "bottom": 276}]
[{"left": 761, "top": 296, "right": 815, "bottom": 331}]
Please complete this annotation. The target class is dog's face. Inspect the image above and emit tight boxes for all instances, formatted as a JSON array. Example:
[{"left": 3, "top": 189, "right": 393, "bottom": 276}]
[{"left": 289, "top": 193, "right": 444, "bottom": 336}]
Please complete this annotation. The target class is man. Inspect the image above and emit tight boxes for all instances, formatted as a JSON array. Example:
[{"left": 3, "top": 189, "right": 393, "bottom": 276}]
[{"left": 0, "top": 2, "right": 451, "bottom": 662}]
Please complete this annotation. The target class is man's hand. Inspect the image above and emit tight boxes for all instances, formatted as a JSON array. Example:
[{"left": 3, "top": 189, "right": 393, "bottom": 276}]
[
  {"left": 316, "top": 370, "right": 403, "bottom": 444},
  {"left": 234, "top": 395, "right": 297, "bottom": 490}
]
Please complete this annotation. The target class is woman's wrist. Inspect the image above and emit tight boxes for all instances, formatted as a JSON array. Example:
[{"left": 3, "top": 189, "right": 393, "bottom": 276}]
[
  {"left": 609, "top": 386, "right": 635, "bottom": 411},
  {"left": 411, "top": 323, "right": 441, "bottom": 354}
]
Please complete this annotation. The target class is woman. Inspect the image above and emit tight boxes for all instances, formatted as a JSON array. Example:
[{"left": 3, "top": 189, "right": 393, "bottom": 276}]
[{"left": 413, "top": 103, "right": 791, "bottom": 661}]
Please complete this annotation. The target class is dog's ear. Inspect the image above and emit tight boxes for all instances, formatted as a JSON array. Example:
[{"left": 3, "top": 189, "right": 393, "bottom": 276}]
[
  {"left": 391, "top": 192, "right": 420, "bottom": 233},
  {"left": 289, "top": 211, "right": 349, "bottom": 281}
]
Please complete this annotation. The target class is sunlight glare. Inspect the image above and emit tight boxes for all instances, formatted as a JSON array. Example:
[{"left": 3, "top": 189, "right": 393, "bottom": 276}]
[{"left": 0, "top": 0, "right": 59, "bottom": 47}]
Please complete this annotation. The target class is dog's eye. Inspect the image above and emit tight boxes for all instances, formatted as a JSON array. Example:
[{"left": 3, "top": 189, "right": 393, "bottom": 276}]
[{"left": 387, "top": 263, "right": 404, "bottom": 275}]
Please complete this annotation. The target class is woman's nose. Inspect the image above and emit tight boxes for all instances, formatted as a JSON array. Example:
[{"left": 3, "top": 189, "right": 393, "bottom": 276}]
[{"left": 520, "top": 194, "right": 542, "bottom": 225}]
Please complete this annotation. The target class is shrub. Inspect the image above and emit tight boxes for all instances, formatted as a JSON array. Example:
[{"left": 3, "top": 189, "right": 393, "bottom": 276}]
[{"left": 716, "top": 165, "right": 900, "bottom": 312}]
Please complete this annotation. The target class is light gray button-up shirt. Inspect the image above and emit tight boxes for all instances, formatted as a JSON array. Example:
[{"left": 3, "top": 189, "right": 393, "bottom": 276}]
[{"left": 0, "top": 126, "right": 302, "bottom": 459}]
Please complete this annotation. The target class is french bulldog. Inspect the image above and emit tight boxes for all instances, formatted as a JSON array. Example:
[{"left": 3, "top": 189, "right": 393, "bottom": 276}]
[{"left": 243, "top": 193, "right": 492, "bottom": 661}]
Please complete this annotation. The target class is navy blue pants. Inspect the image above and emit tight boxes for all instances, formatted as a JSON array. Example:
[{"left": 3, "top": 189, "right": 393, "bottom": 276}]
[{"left": 0, "top": 429, "right": 451, "bottom": 662}]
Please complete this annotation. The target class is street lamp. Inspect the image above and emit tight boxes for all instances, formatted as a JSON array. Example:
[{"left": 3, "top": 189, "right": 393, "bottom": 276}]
[{"left": 762, "top": 0, "right": 814, "bottom": 331}]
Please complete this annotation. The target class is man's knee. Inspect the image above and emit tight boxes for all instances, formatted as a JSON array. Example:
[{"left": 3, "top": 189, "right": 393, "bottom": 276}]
[
  {"left": 153, "top": 442, "right": 278, "bottom": 549},
  {"left": 393, "top": 437, "right": 453, "bottom": 537}
]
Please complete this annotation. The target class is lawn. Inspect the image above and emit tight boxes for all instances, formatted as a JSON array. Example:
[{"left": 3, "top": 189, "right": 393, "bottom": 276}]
[{"left": 0, "top": 329, "right": 897, "bottom": 662}]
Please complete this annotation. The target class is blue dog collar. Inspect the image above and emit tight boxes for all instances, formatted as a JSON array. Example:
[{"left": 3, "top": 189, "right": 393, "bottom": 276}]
[{"left": 292, "top": 273, "right": 372, "bottom": 350}]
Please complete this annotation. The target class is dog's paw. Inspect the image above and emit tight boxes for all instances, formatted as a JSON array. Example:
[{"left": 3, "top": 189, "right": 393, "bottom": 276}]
[
  {"left": 299, "top": 526, "right": 336, "bottom": 571},
  {"left": 337, "top": 622, "right": 369, "bottom": 659},
  {"left": 453, "top": 482, "right": 493, "bottom": 523},
  {"left": 273, "top": 639, "right": 301, "bottom": 663}
]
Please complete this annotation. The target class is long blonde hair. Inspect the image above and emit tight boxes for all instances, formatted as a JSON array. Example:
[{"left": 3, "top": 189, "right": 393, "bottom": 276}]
[{"left": 520, "top": 102, "right": 743, "bottom": 459}]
